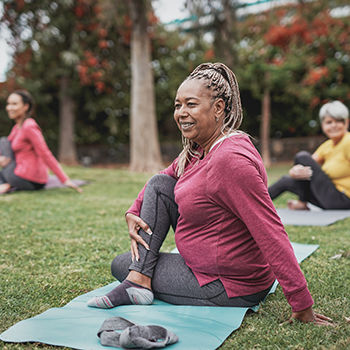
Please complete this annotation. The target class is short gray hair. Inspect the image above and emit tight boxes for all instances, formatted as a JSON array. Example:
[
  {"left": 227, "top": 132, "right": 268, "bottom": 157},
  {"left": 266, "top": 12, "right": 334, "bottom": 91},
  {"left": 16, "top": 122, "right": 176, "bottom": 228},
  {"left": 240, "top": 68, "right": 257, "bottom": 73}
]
[{"left": 319, "top": 100, "right": 349, "bottom": 123}]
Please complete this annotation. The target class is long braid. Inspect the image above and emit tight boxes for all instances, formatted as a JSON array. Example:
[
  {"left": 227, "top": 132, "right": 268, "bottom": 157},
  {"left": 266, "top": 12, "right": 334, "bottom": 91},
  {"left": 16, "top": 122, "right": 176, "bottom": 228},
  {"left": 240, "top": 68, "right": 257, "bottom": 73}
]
[{"left": 176, "top": 62, "right": 243, "bottom": 177}]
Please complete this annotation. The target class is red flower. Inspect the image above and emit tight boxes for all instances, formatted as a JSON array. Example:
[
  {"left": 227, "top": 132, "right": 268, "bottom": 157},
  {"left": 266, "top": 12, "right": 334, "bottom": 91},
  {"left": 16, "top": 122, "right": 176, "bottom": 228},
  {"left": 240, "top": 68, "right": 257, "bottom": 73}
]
[
  {"left": 95, "top": 81, "right": 105, "bottom": 91},
  {"left": 309, "top": 97, "right": 320, "bottom": 110},
  {"left": 303, "top": 67, "right": 329, "bottom": 86},
  {"left": 98, "top": 28, "right": 108, "bottom": 39},
  {"left": 93, "top": 6, "right": 101, "bottom": 14},
  {"left": 204, "top": 49, "right": 215, "bottom": 61},
  {"left": 74, "top": 6, "right": 84, "bottom": 18},
  {"left": 98, "top": 40, "right": 109, "bottom": 49},
  {"left": 87, "top": 57, "right": 98, "bottom": 67}
]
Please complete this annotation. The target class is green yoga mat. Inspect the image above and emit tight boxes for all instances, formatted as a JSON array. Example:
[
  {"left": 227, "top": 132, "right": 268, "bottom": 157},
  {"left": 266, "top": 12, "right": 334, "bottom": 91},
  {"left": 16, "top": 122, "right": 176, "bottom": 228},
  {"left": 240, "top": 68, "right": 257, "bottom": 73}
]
[{"left": 0, "top": 242, "right": 318, "bottom": 350}]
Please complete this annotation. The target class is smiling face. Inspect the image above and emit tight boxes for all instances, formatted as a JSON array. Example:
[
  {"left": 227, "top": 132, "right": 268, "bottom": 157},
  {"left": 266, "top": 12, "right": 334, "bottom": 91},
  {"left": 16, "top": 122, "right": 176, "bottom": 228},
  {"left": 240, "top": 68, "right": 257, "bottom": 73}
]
[
  {"left": 174, "top": 79, "right": 225, "bottom": 153},
  {"left": 321, "top": 115, "right": 349, "bottom": 145},
  {"left": 6, "top": 93, "right": 29, "bottom": 124}
]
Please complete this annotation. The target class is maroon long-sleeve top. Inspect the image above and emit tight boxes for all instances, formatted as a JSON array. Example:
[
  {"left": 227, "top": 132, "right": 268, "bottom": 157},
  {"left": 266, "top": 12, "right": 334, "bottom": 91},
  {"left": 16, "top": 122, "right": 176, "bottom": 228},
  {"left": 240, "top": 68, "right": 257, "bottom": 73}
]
[
  {"left": 5, "top": 118, "right": 68, "bottom": 184},
  {"left": 128, "top": 134, "right": 313, "bottom": 312}
]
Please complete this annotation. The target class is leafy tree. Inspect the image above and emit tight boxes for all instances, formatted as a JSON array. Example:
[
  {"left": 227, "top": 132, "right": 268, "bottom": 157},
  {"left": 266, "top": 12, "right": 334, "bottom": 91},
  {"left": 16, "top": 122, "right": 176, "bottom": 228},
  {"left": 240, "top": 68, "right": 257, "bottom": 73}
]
[
  {"left": 185, "top": 0, "right": 238, "bottom": 68},
  {"left": 127, "top": 0, "right": 163, "bottom": 172},
  {"left": 0, "top": 0, "right": 210, "bottom": 170},
  {"left": 236, "top": 0, "right": 350, "bottom": 165},
  {"left": 95, "top": 0, "right": 164, "bottom": 172},
  {"left": 1, "top": 0, "right": 86, "bottom": 164},
  {"left": 0, "top": 0, "right": 131, "bottom": 164},
  {"left": 97, "top": 0, "right": 210, "bottom": 171}
]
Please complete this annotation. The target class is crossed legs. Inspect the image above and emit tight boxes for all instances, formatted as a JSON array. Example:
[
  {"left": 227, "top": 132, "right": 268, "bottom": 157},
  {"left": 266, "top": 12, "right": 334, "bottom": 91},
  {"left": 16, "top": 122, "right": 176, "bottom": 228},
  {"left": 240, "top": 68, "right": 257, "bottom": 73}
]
[
  {"left": 88, "top": 174, "right": 179, "bottom": 308},
  {"left": 88, "top": 174, "right": 271, "bottom": 309},
  {"left": 0, "top": 137, "right": 39, "bottom": 192},
  {"left": 0, "top": 137, "right": 16, "bottom": 193},
  {"left": 268, "top": 151, "right": 350, "bottom": 209}
]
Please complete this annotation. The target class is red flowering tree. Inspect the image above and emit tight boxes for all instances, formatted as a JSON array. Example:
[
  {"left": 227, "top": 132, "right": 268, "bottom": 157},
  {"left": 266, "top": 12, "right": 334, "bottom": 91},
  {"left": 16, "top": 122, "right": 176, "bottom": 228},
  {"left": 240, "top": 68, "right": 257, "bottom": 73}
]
[
  {"left": 237, "top": 0, "right": 350, "bottom": 165},
  {"left": 263, "top": 0, "right": 350, "bottom": 106},
  {"left": 97, "top": 0, "right": 164, "bottom": 172},
  {"left": 0, "top": 0, "right": 130, "bottom": 164},
  {"left": 0, "top": 0, "right": 209, "bottom": 170}
]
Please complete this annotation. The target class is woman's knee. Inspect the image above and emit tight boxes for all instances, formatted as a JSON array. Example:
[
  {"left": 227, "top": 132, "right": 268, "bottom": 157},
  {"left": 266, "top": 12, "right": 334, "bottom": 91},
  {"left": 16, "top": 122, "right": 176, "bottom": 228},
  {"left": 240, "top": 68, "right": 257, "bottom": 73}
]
[
  {"left": 0, "top": 137, "right": 10, "bottom": 151},
  {"left": 147, "top": 174, "right": 176, "bottom": 188},
  {"left": 111, "top": 252, "right": 131, "bottom": 281},
  {"left": 294, "top": 151, "right": 312, "bottom": 165},
  {"left": 145, "top": 174, "right": 177, "bottom": 198},
  {"left": 5, "top": 173, "right": 35, "bottom": 190}
]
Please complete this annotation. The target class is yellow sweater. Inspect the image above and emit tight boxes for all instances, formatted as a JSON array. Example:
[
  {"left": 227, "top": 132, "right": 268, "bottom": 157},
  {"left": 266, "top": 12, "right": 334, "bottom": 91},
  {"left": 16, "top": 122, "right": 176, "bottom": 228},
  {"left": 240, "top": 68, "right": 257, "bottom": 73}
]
[{"left": 314, "top": 132, "right": 350, "bottom": 197}]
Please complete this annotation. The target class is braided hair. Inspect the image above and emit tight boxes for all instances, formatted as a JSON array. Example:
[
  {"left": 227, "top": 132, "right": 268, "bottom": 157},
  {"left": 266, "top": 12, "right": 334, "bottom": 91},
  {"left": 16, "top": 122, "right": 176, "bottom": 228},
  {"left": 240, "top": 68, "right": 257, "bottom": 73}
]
[{"left": 176, "top": 62, "right": 243, "bottom": 177}]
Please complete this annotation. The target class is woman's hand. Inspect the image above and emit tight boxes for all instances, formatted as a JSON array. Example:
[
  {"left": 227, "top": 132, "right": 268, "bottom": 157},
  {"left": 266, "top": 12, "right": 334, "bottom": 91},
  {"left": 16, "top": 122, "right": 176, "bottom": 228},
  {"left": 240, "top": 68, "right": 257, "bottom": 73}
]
[
  {"left": 64, "top": 179, "right": 83, "bottom": 193},
  {"left": 283, "top": 306, "right": 335, "bottom": 326},
  {"left": 0, "top": 156, "right": 11, "bottom": 168},
  {"left": 125, "top": 212, "right": 153, "bottom": 262},
  {"left": 289, "top": 164, "right": 313, "bottom": 180}
]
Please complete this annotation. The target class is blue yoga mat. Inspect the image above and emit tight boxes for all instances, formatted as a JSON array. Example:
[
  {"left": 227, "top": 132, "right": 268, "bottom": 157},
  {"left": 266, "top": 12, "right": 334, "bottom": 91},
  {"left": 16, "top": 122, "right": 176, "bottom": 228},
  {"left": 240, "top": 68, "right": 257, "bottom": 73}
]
[{"left": 0, "top": 242, "right": 319, "bottom": 350}]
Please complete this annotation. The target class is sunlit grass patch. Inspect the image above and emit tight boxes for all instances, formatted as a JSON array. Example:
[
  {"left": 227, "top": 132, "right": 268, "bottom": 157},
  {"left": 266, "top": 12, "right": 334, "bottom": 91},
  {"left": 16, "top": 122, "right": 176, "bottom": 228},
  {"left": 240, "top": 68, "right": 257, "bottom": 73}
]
[{"left": 0, "top": 165, "right": 349, "bottom": 349}]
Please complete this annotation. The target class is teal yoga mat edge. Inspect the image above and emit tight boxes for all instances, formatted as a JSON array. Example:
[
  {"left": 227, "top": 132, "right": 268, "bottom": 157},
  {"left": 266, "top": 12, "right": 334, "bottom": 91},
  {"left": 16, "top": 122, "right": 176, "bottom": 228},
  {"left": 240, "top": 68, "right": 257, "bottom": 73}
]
[
  {"left": 0, "top": 242, "right": 319, "bottom": 350},
  {"left": 0, "top": 288, "right": 251, "bottom": 350}
]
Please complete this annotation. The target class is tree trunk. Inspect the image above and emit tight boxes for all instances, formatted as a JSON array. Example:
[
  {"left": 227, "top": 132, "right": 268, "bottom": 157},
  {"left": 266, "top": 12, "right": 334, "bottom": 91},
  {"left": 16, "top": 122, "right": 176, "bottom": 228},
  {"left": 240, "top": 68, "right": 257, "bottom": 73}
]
[
  {"left": 58, "top": 76, "right": 78, "bottom": 165},
  {"left": 260, "top": 75, "right": 271, "bottom": 168},
  {"left": 128, "top": 0, "right": 163, "bottom": 173},
  {"left": 214, "top": 0, "right": 237, "bottom": 69}
]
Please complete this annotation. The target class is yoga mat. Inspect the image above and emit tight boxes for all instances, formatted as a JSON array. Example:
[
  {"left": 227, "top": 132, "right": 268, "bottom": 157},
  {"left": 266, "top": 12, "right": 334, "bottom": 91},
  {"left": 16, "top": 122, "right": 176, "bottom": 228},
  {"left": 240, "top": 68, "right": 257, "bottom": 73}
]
[
  {"left": 1, "top": 175, "right": 88, "bottom": 194},
  {"left": 276, "top": 206, "right": 350, "bottom": 226},
  {"left": 0, "top": 242, "right": 319, "bottom": 350},
  {"left": 44, "top": 175, "right": 89, "bottom": 189}
]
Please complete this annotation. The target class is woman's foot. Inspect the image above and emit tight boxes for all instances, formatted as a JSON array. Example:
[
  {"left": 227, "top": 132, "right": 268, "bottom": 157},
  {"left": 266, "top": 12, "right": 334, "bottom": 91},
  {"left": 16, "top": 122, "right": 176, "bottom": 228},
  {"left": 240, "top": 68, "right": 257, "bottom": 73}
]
[
  {"left": 287, "top": 200, "right": 309, "bottom": 210},
  {"left": 0, "top": 183, "right": 11, "bottom": 194},
  {"left": 87, "top": 280, "right": 154, "bottom": 309}
]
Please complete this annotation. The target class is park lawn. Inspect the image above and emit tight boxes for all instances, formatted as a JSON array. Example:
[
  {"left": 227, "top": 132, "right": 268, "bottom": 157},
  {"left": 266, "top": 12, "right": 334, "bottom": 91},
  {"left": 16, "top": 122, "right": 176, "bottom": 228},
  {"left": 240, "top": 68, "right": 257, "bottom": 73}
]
[{"left": 0, "top": 163, "right": 349, "bottom": 350}]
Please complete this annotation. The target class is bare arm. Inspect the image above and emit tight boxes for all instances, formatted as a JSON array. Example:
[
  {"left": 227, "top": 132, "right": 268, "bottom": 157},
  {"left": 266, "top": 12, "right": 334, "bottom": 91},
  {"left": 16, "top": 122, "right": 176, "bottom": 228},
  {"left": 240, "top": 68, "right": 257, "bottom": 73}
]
[{"left": 64, "top": 179, "right": 83, "bottom": 193}]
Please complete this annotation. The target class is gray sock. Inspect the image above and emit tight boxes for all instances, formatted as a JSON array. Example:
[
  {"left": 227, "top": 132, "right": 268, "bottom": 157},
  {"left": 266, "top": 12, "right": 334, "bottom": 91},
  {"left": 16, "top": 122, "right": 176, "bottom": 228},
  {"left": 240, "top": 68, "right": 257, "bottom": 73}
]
[{"left": 87, "top": 280, "right": 154, "bottom": 309}]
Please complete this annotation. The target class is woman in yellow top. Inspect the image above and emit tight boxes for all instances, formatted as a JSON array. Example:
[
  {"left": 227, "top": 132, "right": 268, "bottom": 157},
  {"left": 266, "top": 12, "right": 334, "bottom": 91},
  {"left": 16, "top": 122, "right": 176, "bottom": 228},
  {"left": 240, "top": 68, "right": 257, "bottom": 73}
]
[{"left": 269, "top": 100, "right": 350, "bottom": 210}]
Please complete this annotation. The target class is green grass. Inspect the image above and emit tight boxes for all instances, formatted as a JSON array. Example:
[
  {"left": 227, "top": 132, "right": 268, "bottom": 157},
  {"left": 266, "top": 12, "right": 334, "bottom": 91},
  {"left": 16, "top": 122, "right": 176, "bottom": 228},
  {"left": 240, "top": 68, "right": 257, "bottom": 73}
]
[{"left": 1, "top": 164, "right": 350, "bottom": 350}]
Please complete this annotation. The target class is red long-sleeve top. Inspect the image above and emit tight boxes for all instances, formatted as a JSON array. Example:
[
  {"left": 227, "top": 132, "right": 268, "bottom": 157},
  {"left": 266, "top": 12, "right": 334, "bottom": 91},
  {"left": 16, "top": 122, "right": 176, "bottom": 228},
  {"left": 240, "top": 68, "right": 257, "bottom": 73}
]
[
  {"left": 128, "top": 134, "right": 313, "bottom": 312},
  {"left": 5, "top": 118, "right": 69, "bottom": 184}
]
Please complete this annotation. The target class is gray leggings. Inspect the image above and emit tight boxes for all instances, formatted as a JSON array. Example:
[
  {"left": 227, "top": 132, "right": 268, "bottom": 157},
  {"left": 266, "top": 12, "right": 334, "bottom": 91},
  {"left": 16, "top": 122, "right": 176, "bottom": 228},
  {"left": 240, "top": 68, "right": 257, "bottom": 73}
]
[
  {"left": 111, "top": 174, "right": 272, "bottom": 307},
  {"left": 0, "top": 137, "right": 44, "bottom": 190}
]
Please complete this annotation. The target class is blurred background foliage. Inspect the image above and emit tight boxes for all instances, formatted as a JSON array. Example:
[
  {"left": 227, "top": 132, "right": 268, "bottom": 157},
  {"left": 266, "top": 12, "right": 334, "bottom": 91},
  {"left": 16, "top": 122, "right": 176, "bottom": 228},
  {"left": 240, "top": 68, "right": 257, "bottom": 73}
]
[{"left": 0, "top": 0, "right": 349, "bottom": 157}]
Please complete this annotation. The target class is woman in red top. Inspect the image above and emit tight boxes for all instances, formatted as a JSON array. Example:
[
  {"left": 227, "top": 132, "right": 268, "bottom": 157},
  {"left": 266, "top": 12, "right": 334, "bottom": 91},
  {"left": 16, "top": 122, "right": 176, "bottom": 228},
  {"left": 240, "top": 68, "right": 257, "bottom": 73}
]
[
  {"left": 0, "top": 90, "right": 82, "bottom": 194},
  {"left": 88, "top": 63, "right": 332, "bottom": 326}
]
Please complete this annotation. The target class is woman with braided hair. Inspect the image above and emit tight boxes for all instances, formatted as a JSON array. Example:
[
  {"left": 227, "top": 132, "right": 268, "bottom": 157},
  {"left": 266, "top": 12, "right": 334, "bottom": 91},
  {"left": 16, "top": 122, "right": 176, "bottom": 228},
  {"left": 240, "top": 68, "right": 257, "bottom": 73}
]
[{"left": 88, "top": 63, "right": 332, "bottom": 326}]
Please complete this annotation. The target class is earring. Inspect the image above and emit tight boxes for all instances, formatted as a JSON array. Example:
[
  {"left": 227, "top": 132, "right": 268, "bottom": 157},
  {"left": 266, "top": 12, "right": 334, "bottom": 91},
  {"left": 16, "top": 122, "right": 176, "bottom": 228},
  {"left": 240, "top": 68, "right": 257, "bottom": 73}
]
[{"left": 215, "top": 117, "right": 219, "bottom": 121}]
